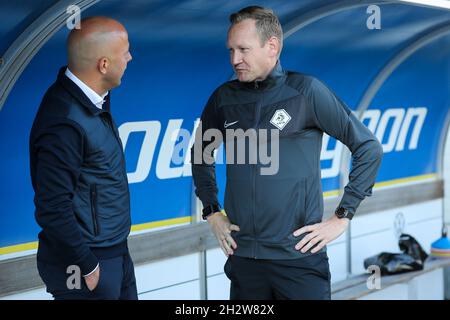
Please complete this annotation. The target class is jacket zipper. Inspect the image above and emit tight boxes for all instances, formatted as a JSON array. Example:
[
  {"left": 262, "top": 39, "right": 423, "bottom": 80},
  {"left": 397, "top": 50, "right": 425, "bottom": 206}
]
[
  {"left": 90, "top": 184, "right": 99, "bottom": 236},
  {"left": 252, "top": 85, "right": 263, "bottom": 259},
  {"left": 101, "top": 112, "right": 131, "bottom": 213},
  {"left": 102, "top": 113, "right": 129, "bottom": 179}
]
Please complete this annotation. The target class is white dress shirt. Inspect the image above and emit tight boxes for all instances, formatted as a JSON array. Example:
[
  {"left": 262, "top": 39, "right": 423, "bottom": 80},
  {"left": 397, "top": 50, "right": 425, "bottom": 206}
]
[{"left": 65, "top": 68, "right": 108, "bottom": 110}]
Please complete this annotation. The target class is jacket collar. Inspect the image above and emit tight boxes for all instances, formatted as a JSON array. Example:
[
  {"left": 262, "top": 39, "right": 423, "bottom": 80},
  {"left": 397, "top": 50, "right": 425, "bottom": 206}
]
[
  {"left": 57, "top": 66, "right": 110, "bottom": 115},
  {"left": 240, "top": 60, "right": 286, "bottom": 91}
]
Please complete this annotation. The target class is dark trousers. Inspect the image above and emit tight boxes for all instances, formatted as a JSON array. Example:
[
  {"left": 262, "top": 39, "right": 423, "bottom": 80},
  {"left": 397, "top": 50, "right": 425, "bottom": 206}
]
[
  {"left": 37, "top": 250, "right": 138, "bottom": 300},
  {"left": 224, "top": 252, "right": 331, "bottom": 300}
]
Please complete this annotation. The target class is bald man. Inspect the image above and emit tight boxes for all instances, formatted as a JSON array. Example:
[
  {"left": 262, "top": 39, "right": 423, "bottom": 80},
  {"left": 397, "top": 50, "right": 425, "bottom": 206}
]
[{"left": 30, "top": 17, "right": 136, "bottom": 300}]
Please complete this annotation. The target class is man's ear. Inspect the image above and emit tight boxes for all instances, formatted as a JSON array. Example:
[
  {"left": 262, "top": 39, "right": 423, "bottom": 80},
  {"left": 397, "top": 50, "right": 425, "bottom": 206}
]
[
  {"left": 98, "top": 57, "right": 109, "bottom": 74},
  {"left": 267, "top": 36, "right": 280, "bottom": 58}
]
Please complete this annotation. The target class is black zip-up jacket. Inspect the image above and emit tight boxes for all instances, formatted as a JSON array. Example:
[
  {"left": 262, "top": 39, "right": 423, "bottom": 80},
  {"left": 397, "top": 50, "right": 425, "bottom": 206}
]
[
  {"left": 191, "top": 62, "right": 383, "bottom": 260},
  {"left": 29, "top": 67, "right": 131, "bottom": 274}
]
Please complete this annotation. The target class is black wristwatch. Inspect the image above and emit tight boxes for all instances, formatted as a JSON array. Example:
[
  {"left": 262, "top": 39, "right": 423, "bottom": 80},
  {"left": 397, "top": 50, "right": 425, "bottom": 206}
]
[
  {"left": 202, "top": 204, "right": 221, "bottom": 220},
  {"left": 335, "top": 207, "right": 354, "bottom": 220}
]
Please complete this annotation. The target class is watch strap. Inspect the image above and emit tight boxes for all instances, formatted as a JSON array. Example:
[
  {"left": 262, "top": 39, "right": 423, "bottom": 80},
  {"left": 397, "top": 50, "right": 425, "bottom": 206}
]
[{"left": 202, "top": 204, "right": 221, "bottom": 220}]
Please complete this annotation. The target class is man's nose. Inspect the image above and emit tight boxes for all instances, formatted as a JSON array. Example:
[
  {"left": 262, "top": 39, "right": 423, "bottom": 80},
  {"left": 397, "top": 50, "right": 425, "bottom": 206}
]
[
  {"left": 127, "top": 52, "right": 132, "bottom": 62},
  {"left": 231, "top": 51, "right": 242, "bottom": 66}
]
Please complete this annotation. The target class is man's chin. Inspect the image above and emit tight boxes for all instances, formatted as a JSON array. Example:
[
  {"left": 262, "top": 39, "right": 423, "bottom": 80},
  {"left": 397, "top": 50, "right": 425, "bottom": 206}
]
[
  {"left": 237, "top": 76, "right": 255, "bottom": 83},
  {"left": 110, "top": 79, "right": 122, "bottom": 89}
]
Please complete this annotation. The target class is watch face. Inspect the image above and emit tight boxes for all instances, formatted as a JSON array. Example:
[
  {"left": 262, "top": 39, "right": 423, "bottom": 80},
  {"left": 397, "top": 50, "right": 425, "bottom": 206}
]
[{"left": 336, "top": 207, "right": 347, "bottom": 218}]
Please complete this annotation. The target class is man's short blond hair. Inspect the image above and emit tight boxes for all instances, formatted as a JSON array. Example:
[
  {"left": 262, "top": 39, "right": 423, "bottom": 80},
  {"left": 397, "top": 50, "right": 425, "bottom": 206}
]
[{"left": 229, "top": 6, "right": 283, "bottom": 49}]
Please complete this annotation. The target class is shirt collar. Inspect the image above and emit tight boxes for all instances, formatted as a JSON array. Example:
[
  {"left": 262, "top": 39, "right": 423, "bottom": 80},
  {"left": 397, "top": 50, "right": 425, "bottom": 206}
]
[
  {"left": 65, "top": 68, "right": 108, "bottom": 109},
  {"left": 239, "top": 60, "right": 286, "bottom": 91}
]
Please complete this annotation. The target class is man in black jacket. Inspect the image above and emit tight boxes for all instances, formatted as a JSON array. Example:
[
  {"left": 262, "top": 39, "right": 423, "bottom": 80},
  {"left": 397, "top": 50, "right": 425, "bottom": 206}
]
[
  {"left": 30, "top": 16, "right": 136, "bottom": 299},
  {"left": 191, "top": 6, "right": 383, "bottom": 299}
]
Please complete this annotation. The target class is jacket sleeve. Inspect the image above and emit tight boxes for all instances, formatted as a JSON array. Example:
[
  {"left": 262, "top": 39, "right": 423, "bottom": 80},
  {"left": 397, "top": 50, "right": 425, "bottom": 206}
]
[
  {"left": 191, "top": 92, "right": 223, "bottom": 209},
  {"left": 33, "top": 121, "right": 98, "bottom": 275},
  {"left": 306, "top": 77, "right": 383, "bottom": 215}
]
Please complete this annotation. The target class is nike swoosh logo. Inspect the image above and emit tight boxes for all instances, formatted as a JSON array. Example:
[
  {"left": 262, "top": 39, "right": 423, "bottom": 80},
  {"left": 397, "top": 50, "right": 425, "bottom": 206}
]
[{"left": 224, "top": 120, "right": 239, "bottom": 128}]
